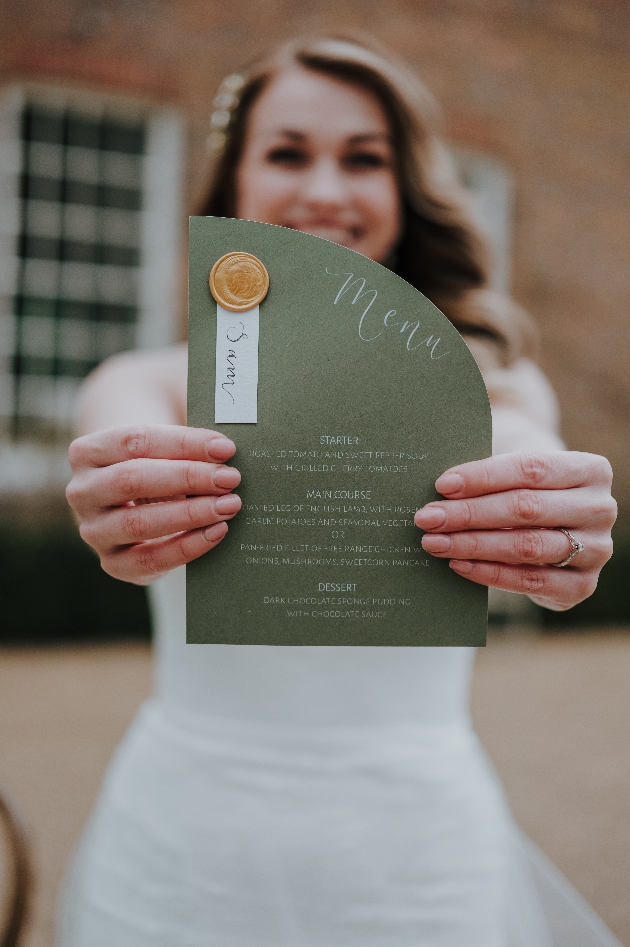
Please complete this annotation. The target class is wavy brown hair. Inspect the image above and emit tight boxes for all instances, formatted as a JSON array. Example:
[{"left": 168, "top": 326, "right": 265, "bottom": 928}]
[{"left": 198, "top": 33, "right": 536, "bottom": 370}]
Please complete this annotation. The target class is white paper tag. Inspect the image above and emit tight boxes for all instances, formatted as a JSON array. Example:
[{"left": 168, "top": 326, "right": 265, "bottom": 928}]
[{"left": 214, "top": 304, "right": 259, "bottom": 424}]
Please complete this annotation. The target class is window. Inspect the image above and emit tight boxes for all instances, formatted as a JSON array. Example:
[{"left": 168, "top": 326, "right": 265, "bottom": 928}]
[
  {"left": 12, "top": 105, "right": 145, "bottom": 437},
  {"left": 452, "top": 147, "right": 514, "bottom": 294},
  {"left": 0, "top": 86, "right": 183, "bottom": 487}
]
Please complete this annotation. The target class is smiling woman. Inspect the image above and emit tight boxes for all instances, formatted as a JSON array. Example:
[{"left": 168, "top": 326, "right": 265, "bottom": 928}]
[
  {"left": 199, "top": 33, "right": 534, "bottom": 372},
  {"left": 235, "top": 68, "right": 403, "bottom": 262},
  {"left": 60, "top": 31, "right": 618, "bottom": 947}
]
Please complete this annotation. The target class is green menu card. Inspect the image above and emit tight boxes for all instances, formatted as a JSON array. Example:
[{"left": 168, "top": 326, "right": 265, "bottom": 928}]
[{"left": 187, "top": 217, "right": 491, "bottom": 646}]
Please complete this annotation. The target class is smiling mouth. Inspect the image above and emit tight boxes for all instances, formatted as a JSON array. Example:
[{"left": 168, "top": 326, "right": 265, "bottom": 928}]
[{"left": 286, "top": 222, "right": 362, "bottom": 247}]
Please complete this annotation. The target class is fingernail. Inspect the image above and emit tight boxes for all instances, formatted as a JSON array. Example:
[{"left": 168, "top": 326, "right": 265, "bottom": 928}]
[
  {"left": 209, "top": 437, "right": 236, "bottom": 460},
  {"left": 204, "top": 521, "right": 228, "bottom": 542},
  {"left": 414, "top": 506, "right": 447, "bottom": 529},
  {"left": 435, "top": 472, "right": 463, "bottom": 496},
  {"left": 213, "top": 466, "right": 241, "bottom": 489},
  {"left": 215, "top": 494, "right": 242, "bottom": 515},
  {"left": 450, "top": 559, "right": 474, "bottom": 574},
  {"left": 421, "top": 534, "right": 451, "bottom": 553}
]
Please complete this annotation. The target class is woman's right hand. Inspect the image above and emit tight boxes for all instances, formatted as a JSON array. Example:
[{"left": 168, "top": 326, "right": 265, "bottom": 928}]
[{"left": 66, "top": 425, "right": 241, "bottom": 585}]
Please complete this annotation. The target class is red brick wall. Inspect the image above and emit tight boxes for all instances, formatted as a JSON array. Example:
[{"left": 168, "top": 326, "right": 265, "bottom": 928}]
[{"left": 2, "top": 0, "right": 629, "bottom": 525}]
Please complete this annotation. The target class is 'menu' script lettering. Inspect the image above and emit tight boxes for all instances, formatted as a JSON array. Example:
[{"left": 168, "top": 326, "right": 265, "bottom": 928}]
[{"left": 326, "top": 269, "right": 449, "bottom": 360}]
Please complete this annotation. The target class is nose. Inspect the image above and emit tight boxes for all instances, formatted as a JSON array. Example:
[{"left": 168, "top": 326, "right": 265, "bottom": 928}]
[{"left": 300, "top": 156, "right": 349, "bottom": 209}]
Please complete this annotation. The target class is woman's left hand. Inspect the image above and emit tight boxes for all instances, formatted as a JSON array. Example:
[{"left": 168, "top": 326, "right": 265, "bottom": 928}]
[{"left": 415, "top": 451, "right": 616, "bottom": 611}]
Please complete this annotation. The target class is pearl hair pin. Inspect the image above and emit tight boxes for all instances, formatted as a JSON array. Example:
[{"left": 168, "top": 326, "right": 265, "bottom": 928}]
[{"left": 207, "top": 73, "right": 246, "bottom": 154}]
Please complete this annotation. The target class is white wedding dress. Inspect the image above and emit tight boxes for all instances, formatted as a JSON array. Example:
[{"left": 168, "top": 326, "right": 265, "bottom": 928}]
[{"left": 58, "top": 362, "right": 621, "bottom": 947}]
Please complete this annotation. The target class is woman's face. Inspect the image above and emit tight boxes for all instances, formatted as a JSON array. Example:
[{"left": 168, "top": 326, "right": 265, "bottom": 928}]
[{"left": 235, "top": 67, "right": 403, "bottom": 264}]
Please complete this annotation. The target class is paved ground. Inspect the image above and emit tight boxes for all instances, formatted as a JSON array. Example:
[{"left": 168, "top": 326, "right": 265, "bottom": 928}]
[{"left": 0, "top": 630, "right": 628, "bottom": 947}]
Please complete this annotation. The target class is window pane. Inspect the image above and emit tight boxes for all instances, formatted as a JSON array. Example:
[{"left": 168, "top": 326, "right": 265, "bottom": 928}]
[
  {"left": 102, "top": 152, "right": 141, "bottom": 188},
  {"left": 63, "top": 241, "right": 98, "bottom": 264},
  {"left": 101, "top": 208, "right": 138, "bottom": 247},
  {"left": 98, "top": 302, "right": 136, "bottom": 324},
  {"left": 26, "top": 201, "right": 63, "bottom": 238},
  {"left": 66, "top": 116, "right": 100, "bottom": 150},
  {"left": 65, "top": 146, "right": 100, "bottom": 183},
  {"left": 22, "top": 236, "right": 60, "bottom": 261},
  {"left": 63, "top": 204, "right": 98, "bottom": 242},
  {"left": 25, "top": 110, "right": 65, "bottom": 145},
  {"left": 100, "top": 184, "right": 142, "bottom": 211},
  {"left": 57, "top": 319, "right": 94, "bottom": 360},
  {"left": 23, "top": 259, "right": 59, "bottom": 296},
  {"left": 101, "top": 245, "right": 139, "bottom": 267},
  {"left": 64, "top": 180, "right": 99, "bottom": 206},
  {"left": 20, "top": 316, "right": 56, "bottom": 356},
  {"left": 23, "top": 175, "right": 63, "bottom": 202},
  {"left": 57, "top": 300, "right": 94, "bottom": 322},
  {"left": 19, "top": 355, "right": 56, "bottom": 376},
  {"left": 19, "top": 297, "right": 57, "bottom": 319},
  {"left": 102, "top": 121, "right": 145, "bottom": 154},
  {"left": 27, "top": 142, "right": 64, "bottom": 178}
]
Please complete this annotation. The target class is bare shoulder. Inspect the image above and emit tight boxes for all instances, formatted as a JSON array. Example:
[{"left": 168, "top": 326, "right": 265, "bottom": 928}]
[
  {"left": 77, "top": 343, "right": 188, "bottom": 433},
  {"left": 87, "top": 343, "right": 185, "bottom": 384}
]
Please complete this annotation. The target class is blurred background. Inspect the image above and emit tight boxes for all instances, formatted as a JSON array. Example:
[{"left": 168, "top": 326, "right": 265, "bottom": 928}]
[
  {"left": 1, "top": 0, "right": 629, "bottom": 637},
  {"left": 0, "top": 0, "right": 628, "bottom": 945}
]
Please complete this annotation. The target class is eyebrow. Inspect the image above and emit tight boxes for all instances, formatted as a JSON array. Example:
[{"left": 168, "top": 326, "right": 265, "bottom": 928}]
[
  {"left": 348, "top": 133, "right": 391, "bottom": 144},
  {"left": 270, "top": 129, "right": 392, "bottom": 144}
]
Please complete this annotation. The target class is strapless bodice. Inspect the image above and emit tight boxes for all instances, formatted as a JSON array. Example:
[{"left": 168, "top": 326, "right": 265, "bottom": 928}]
[{"left": 150, "top": 566, "right": 475, "bottom": 728}]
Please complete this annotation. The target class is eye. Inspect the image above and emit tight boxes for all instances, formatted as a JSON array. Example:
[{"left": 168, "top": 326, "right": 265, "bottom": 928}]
[
  {"left": 344, "top": 151, "right": 390, "bottom": 170},
  {"left": 265, "top": 146, "right": 308, "bottom": 167}
]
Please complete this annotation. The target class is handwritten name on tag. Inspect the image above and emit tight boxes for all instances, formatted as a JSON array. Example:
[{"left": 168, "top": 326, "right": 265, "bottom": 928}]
[{"left": 215, "top": 304, "right": 260, "bottom": 424}]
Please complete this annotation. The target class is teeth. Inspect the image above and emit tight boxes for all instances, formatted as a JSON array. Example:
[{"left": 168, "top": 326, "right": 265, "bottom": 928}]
[{"left": 301, "top": 226, "right": 352, "bottom": 242}]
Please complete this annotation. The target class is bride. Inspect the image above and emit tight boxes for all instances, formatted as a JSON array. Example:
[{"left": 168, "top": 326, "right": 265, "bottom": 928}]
[{"left": 62, "top": 33, "right": 618, "bottom": 947}]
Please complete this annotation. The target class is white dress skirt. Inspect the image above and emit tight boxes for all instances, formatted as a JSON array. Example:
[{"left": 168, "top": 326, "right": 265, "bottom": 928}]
[{"left": 57, "top": 363, "right": 621, "bottom": 947}]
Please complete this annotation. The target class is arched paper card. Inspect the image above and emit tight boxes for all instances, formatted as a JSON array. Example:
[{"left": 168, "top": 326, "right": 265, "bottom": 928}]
[{"left": 188, "top": 217, "right": 491, "bottom": 646}]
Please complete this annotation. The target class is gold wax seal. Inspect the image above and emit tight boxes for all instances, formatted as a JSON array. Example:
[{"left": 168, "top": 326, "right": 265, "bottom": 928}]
[{"left": 209, "top": 252, "right": 269, "bottom": 312}]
